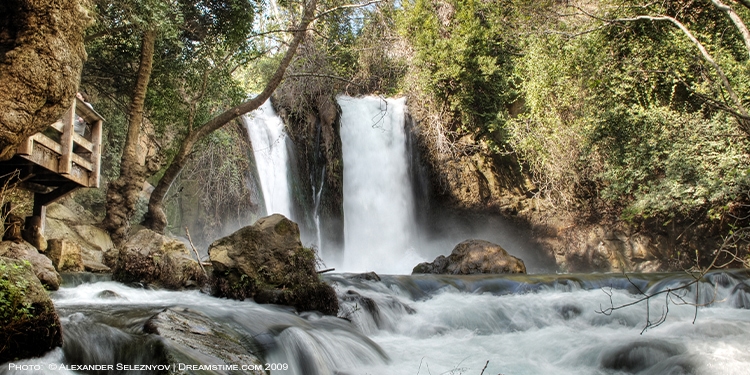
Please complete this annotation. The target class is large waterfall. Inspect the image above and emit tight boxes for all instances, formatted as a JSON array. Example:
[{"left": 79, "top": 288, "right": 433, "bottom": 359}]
[
  {"left": 242, "top": 100, "right": 294, "bottom": 218},
  {"left": 338, "top": 96, "right": 424, "bottom": 274}
]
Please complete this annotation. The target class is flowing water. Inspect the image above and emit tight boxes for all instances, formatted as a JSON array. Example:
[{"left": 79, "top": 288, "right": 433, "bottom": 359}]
[
  {"left": 5, "top": 270, "right": 750, "bottom": 375},
  {"left": 6, "top": 97, "right": 749, "bottom": 374},
  {"left": 338, "top": 96, "right": 424, "bottom": 274},
  {"left": 242, "top": 100, "right": 294, "bottom": 218}
]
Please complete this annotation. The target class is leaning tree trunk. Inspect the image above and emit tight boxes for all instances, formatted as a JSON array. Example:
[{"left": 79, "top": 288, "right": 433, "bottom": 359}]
[
  {"left": 142, "top": 0, "right": 319, "bottom": 233},
  {"left": 0, "top": 0, "right": 89, "bottom": 160},
  {"left": 102, "top": 29, "right": 156, "bottom": 246}
]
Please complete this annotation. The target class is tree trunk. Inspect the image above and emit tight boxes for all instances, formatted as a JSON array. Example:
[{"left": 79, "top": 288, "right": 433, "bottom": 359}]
[
  {"left": 0, "top": 0, "right": 89, "bottom": 160},
  {"left": 143, "top": 0, "right": 319, "bottom": 233},
  {"left": 102, "top": 29, "right": 156, "bottom": 245}
]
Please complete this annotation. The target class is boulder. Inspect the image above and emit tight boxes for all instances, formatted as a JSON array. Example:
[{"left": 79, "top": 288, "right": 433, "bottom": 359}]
[
  {"left": 209, "top": 214, "right": 338, "bottom": 315},
  {"left": 0, "top": 241, "right": 61, "bottom": 290},
  {"left": 0, "top": 257, "right": 63, "bottom": 363},
  {"left": 46, "top": 239, "right": 85, "bottom": 272},
  {"left": 557, "top": 226, "right": 668, "bottom": 273},
  {"left": 44, "top": 200, "right": 117, "bottom": 269},
  {"left": 413, "top": 239, "right": 526, "bottom": 275},
  {"left": 113, "top": 229, "right": 206, "bottom": 290},
  {"left": 143, "top": 307, "right": 264, "bottom": 374}
]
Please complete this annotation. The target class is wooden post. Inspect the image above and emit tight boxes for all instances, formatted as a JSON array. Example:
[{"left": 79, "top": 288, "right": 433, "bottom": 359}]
[
  {"left": 17, "top": 135, "right": 34, "bottom": 156},
  {"left": 31, "top": 182, "right": 78, "bottom": 232},
  {"left": 89, "top": 119, "right": 103, "bottom": 188},
  {"left": 59, "top": 101, "right": 76, "bottom": 175}
]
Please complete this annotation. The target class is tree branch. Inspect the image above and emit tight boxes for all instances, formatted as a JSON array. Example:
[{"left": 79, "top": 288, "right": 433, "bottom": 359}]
[
  {"left": 285, "top": 73, "right": 362, "bottom": 87},
  {"left": 315, "top": 0, "right": 385, "bottom": 20},
  {"left": 712, "top": 0, "right": 750, "bottom": 60},
  {"left": 579, "top": 8, "right": 750, "bottom": 132}
]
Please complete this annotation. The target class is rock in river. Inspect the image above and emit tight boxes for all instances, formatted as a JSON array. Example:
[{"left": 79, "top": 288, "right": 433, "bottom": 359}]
[
  {"left": 209, "top": 214, "right": 338, "bottom": 315},
  {"left": 0, "top": 257, "right": 62, "bottom": 363},
  {"left": 413, "top": 239, "right": 526, "bottom": 275},
  {"left": 113, "top": 229, "right": 206, "bottom": 289}
]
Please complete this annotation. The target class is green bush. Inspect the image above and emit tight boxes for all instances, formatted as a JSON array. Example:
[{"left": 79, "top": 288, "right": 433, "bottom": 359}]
[{"left": 0, "top": 260, "right": 35, "bottom": 326}]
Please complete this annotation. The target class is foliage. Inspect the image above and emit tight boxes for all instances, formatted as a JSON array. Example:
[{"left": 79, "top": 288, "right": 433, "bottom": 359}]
[
  {"left": 164, "top": 124, "right": 260, "bottom": 248},
  {"left": 0, "top": 260, "right": 35, "bottom": 325},
  {"left": 397, "top": 0, "right": 517, "bottom": 139},
  {"left": 593, "top": 107, "right": 750, "bottom": 220},
  {"left": 504, "top": 0, "right": 750, "bottom": 222},
  {"left": 83, "top": 0, "right": 260, "bottom": 180}
]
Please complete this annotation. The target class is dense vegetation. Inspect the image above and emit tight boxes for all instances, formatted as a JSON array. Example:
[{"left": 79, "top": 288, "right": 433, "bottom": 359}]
[
  {"left": 382, "top": 0, "right": 750, "bottom": 231},
  {"left": 44, "top": 0, "right": 750, "bottom": 264}
]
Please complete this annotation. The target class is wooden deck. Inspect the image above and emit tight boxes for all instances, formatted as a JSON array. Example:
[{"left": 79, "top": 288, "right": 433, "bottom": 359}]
[{"left": 0, "top": 98, "right": 104, "bottom": 222}]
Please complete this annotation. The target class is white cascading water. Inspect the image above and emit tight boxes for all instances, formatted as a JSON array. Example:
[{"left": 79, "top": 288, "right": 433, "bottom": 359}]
[
  {"left": 338, "top": 95, "right": 425, "bottom": 274},
  {"left": 242, "top": 99, "right": 294, "bottom": 218},
  {"left": 12, "top": 271, "right": 750, "bottom": 375}
]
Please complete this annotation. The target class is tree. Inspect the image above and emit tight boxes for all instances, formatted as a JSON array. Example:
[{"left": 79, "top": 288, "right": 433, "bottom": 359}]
[
  {"left": 0, "top": 0, "right": 89, "bottom": 160},
  {"left": 100, "top": 29, "right": 157, "bottom": 245},
  {"left": 88, "top": 0, "right": 263, "bottom": 244},
  {"left": 142, "top": 0, "right": 319, "bottom": 233}
]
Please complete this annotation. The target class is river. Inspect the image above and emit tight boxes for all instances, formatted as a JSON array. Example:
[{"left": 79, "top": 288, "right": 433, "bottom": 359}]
[{"left": 4, "top": 270, "right": 750, "bottom": 374}]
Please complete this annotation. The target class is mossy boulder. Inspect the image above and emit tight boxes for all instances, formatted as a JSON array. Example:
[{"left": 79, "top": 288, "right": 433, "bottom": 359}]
[
  {"left": 113, "top": 229, "right": 206, "bottom": 290},
  {"left": 413, "top": 239, "right": 526, "bottom": 275},
  {"left": 0, "top": 257, "right": 63, "bottom": 363},
  {"left": 208, "top": 214, "right": 338, "bottom": 315}
]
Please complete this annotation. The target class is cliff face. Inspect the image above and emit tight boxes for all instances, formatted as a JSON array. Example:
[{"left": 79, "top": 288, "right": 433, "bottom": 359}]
[
  {"left": 403, "top": 99, "right": 732, "bottom": 273},
  {"left": 0, "top": 0, "right": 89, "bottom": 159},
  {"left": 273, "top": 95, "right": 345, "bottom": 264},
  {"left": 270, "top": 90, "right": 731, "bottom": 273}
]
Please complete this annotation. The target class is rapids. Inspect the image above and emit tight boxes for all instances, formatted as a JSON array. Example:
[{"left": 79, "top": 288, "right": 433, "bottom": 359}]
[{"left": 4, "top": 270, "right": 750, "bottom": 374}]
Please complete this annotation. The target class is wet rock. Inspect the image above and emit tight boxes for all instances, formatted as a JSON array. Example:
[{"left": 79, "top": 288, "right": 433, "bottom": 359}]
[
  {"left": 731, "top": 283, "right": 750, "bottom": 309},
  {"left": 0, "top": 257, "right": 63, "bottom": 363},
  {"left": 113, "top": 229, "right": 206, "bottom": 290},
  {"left": 96, "top": 290, "right": 125, "bottom": 300},
  {"left": 341, "top": 290, "right": 381, "bottom": 325},
  {"left": 556, "top": 304, "right": 582, "bottom": 320},
  {"left": 82, "top": 259, "right": 111, "bottom": 273},
  {"left": 345, "top": 272, "right": 381, "bottom": 282},
  {"left": 412, "top": 239, "right": 526, "bottom": 275},
  {"left": 209, "top": 214, "right": 338, "bottom": 315},
  {"left": 0, "top": 240, "right": 61, "bottom": 290},
  {"left": 599, "top": 340, "right": 689, "bottom": 373},
  {"left": 144, "top": 307, "right": 264, "bottom": 374},
  {"left": 46, "top": 238, "right": 84, "bottom": 272}
]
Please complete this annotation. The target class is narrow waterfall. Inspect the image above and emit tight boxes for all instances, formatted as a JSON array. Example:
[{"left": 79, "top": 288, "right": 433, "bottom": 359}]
[
  {"left": 338, "top": 96, "right": 424, "bottom": 274},
  {"left": 242, "top": 99, "right": 294, "bottom": 218}
]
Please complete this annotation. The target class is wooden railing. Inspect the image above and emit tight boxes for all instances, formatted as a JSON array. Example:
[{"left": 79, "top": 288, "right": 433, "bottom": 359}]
[{"left": 16, "top": 99, "right": 104, "bottom": 188}]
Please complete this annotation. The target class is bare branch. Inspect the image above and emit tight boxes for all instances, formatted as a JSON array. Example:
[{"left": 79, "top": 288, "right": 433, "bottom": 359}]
[
  {"left": 285, "top": 73, "right": 362, "bottom": 87},
  {"left": 315, "top": 0, "right": 385, "bottom": 20},
  {"left": 712, "top": 0, "right": 750, "bottom": 60}
]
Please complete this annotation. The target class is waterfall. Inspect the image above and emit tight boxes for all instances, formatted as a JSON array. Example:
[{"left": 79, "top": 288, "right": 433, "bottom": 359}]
[
  {"left": 243, "top": 99, "right": 294, "bottom": 218},
  {"left": 338, "top": 96, "right": 425, "bottom": 274}
]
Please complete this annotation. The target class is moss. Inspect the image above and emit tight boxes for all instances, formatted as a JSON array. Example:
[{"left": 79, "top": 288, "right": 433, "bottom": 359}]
[
  {"left": 0, "top": 260, "right": 36, "bottom": 325},
  {"left": 0, "top": 258, "right": 62, "bottom": 363},
  {"left": 274, "top": 219, "right": 295, "bottom": 236}
]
